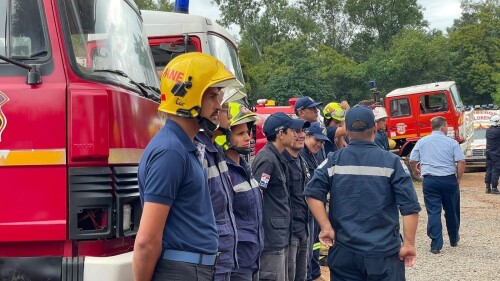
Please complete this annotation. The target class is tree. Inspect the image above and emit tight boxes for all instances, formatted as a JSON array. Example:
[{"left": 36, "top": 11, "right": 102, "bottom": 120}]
[
  {"left": 344, "top": 0, "right": 427, "bottom": 50},
  {"left": 449, "top": 0, "right": 500, "bottom": 104}
]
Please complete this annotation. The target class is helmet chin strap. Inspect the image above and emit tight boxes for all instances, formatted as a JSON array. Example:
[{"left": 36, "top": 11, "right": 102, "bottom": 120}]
[
  {"left": 197, "top": 116, "right": 219, "bottom": 138},
  {"left": 231, "top": 146, "right": 252, "bottom": 155}
]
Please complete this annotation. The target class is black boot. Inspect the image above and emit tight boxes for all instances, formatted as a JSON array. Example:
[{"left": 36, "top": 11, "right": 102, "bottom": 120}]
[
  {"left": 486, "top": 184, "right": 492, "bottom": 193},
  {"left": 491, "top": 186, "right": 500, "bottom": 194}
]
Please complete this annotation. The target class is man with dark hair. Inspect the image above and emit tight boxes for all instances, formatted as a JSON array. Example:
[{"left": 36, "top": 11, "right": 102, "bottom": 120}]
[
  {"left": 410, "top": 116, "right": 465, "bottom": 254},
  {"left": 282, "top": 125, "right": 311, "bottom": 281},
  {"left": 251, "top": 112, "right": 310, "bottom": 281},
  {"left": 294, "top": 96, "right": 323, "bottom": 122},
  {"left": 305, "top": 105, "right": 421, "bottom": 280},
  {"left": 134, "top": 53, "right": 242, "bottom": 281}
]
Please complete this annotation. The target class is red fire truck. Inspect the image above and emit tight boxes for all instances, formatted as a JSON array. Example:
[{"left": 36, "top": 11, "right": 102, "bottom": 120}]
[
  {"left": 0, "top": 0, "right": 160, "bottom": 280},
  {"left": 253, "top": 98, "right": 298, "bottom": 154},
  {"left": 384, "top": 81, "right": 474, "bottom": 158}
]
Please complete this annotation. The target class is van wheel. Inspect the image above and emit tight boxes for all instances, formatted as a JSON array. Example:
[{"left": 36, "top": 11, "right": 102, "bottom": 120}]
[{"left": 404, "top": 157, "right": 422, "bottom": 182}]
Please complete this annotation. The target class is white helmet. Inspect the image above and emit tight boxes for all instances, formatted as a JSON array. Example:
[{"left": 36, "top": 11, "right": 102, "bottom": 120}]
[
  {"left": 373, "top": 107, "right": 388, "bottom": 121},
  {"left": 490, "top": 115, "right": 500, "bottom": 127}
]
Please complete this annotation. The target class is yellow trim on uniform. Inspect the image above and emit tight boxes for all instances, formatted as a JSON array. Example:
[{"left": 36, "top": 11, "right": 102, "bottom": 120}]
[
  {"left": 108, "top": 148, "right": 144, "bottom": 165},
  {"left": 0, "top": 149, "right": 66, "bottom": 166}
]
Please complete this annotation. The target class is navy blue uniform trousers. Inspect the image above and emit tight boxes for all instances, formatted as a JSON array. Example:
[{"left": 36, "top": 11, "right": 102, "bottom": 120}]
[
  {"left": 422, "top": 175, "right": 460, "bottom": 251},
  {"left": 327, "top": 244, "right": 404, "bottom": 281}
]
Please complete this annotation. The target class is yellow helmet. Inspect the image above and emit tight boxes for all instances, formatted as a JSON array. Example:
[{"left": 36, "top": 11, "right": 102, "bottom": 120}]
[
  {"left": 323, "top": 102, "right": 346, "bottom": 121},
  {"left": 159, "top": 53, "right": 243, "bottom": 118},
  {"left": 215, "top": 102, "right": 259, "bottom": 153}
]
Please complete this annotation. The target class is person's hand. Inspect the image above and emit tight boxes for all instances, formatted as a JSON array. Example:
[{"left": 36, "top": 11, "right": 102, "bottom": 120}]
[
  {"left": 399, "top": 244, "right": 417, "bottom": 267},
  {"left": 318, "top": 226, "right": 335, "bottom": 247},
  {"left": 340, "top": 101, "right": 350, "bottom": 111}
]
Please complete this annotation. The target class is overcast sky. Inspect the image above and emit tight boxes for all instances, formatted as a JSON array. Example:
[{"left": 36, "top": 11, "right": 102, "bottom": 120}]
[{"left": 187, "top": 0, "right": 463, "bottom": 36}]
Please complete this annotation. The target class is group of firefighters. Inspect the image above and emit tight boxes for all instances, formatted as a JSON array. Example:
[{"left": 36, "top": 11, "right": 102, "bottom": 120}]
[
  {"left": 132, "top": 52, "right": 420, "bottom": 281},
  {"left": 131, "top": 52, "right": 499, "bottom": 281}
]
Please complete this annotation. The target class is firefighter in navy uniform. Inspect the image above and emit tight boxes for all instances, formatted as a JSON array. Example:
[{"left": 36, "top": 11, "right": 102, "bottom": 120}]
[
  {"left": 304, "top": 105, "right": 421, "bottom": 281},
  {"left": 215, "top": 102, "right": 264, "bottom": 281},
  {"left": 486, "top": 115, "right": 500, "bottom": 194},
  {"left": 251, "top": 112, "right": 310, "bottom": 281},
  {"left": 300, "top": 122, "right": 330, "bottom": 281},
  {"left": 134, "top": 53, "right": 242, "bottom": 281},
  {"left": 195, "top": 87, "right": 245, "bottom": 281}
]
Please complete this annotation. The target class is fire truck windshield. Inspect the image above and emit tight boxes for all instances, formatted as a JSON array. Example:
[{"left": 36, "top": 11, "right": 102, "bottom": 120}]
[
  {"left": 208, "top": 34, "right": 246, "bottom": 93},
  {"left": 61, "top": 0, "right": 158, "bottom": 90}
]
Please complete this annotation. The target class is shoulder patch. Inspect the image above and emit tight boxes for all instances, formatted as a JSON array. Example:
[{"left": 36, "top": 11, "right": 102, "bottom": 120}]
[{"left": 259, "top": 173, "right": 271, "bottom": 188}]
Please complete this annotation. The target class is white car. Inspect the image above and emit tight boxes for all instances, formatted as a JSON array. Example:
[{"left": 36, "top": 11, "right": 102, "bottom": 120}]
[{"left": 465, "top": 127, "right": 487, "bottom": 168}]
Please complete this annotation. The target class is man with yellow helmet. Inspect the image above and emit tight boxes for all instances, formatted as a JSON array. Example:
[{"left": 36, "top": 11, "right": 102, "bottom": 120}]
[
  {"left": 134, "top": 53, "right": 242, "bottom": 281},
  {"left": 322, "top": 101, "right": 350, "bottom": 155},
  {"left": 216, "top": 102, "right": 264, "bottom": 281}
]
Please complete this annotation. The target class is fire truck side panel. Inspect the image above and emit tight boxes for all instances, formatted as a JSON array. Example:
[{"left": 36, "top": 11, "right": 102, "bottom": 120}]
[{"left": 0, "top": 0, "right": 68, "bottom": 247}]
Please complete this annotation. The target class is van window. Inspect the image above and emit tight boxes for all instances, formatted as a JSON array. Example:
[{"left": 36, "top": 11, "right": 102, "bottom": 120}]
[
  {"left": 420, "top": 92, "right": 448, "bottom": 114},
  {"left": 390, "top": 98, "right": 410, "bottom": 117},
  {"left": 0, "top": 0, "right": 49, "bottom": 60}
]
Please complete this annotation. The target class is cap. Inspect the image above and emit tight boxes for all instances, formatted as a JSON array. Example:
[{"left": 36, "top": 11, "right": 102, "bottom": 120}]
[
  {"left": 294, "top": 96, "right": 323, "bottom": 113},
  {"left": 345, "top": 105, "right": 375, "bottom": 132},
  {"left": 263, "top": 112, "right": 311, "bottom": 137},
  {"left": 305, "top": 122, "right": 330, "bottom": 142}
]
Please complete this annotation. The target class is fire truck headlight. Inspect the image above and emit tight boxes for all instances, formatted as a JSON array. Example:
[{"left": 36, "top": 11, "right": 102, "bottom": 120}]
[
  {"left": 465, "top": 149, "right": 472, "bottom": 157},
  {"left": 123, "top": 204, "right": 131, "bottom": 231}
]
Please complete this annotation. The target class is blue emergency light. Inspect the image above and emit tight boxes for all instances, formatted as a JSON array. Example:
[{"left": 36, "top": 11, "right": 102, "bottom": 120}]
[{"left": 174, "top": 0, "right": 189, "bottom": 14}]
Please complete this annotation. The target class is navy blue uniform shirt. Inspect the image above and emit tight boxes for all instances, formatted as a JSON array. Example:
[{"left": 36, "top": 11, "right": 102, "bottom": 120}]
[
  {"left": 283, "top": 150, "right": 311, "bottom": 240},
  {"left": 227, "top": 156, "right": 264, "bottom": 273},
  {"left": 374, "top": 129, "right": 389, "bottom": 151},
  {"left": 304, "top": 140, "right": 421, "bottom": 257},
  {"left": 196, "top": 131, "right": 238, "bottom": 274},
  {"left": 138, "top": 120, "right": 218, "bottom": 255}
]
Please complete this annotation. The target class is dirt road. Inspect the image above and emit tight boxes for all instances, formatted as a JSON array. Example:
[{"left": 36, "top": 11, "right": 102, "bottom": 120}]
[{"left": 319, "top": 171, "right": 500, "bottom": 280}]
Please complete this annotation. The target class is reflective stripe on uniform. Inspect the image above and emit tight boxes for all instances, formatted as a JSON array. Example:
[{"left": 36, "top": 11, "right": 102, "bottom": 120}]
[
  {"left": 233, "top": 181, "right": 252, "bottom": 193},
  {"left": 328, "top": 165, "right": 394, "bottom": 177},
  {"left": 205, "top": 160, "right": 229, "bottom": 179}
]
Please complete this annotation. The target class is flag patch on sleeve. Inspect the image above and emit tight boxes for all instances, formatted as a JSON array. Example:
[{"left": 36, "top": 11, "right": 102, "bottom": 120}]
[{"left": 259, "top": 173, "right": 271, "bottom": 188}]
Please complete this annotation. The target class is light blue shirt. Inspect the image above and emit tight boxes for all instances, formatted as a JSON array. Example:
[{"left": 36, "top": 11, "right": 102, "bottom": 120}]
[{"left": 410, "top": 131, "right": 465, "bottom": 176}]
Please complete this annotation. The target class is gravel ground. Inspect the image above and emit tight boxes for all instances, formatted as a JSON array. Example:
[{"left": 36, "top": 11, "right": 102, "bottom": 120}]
[
  {"left": 407, "top": 171, "right": 500, "bottom": 280},
  {"left": 320, "top": 171, "right": 500, "bottom": 280}
]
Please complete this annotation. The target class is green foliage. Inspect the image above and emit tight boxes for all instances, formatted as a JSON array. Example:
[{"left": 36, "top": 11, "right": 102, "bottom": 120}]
[
  {"left": 135, "top": 0, "right": 173, "bottom": 11},
  {"left": 215, "top": 0, "right": 499, "bottom": 107},
  {"left": 344, "top": 0, "right": 427, "bottom": 50},
  {"left": 449, "top": 0, "right": 500, "bottom": 104}
]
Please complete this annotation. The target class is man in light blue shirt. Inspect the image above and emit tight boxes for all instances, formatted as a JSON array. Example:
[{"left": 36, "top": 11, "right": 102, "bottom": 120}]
[{"left": 409, "top": 116, "right": 465, "bottom": 255}]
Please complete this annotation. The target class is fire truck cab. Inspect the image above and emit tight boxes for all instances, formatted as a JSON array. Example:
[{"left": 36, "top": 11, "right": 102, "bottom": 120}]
[
  {"left": 141, "top": 9, "right": 246, "bottom": 88},
  {"left": 0, "top": 0, "right": 160, "bottom": 280},
  {"left": 384, "top": 81, "right": 474, "bottom": 157}
]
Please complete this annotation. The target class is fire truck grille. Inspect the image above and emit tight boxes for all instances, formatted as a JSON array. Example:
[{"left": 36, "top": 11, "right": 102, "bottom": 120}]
[
  {"left": 68, "top": 166, "right": 141, "bottom": 239},
  {"left": 472, "top": 149, "right": 486, "bottom": 157}
]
